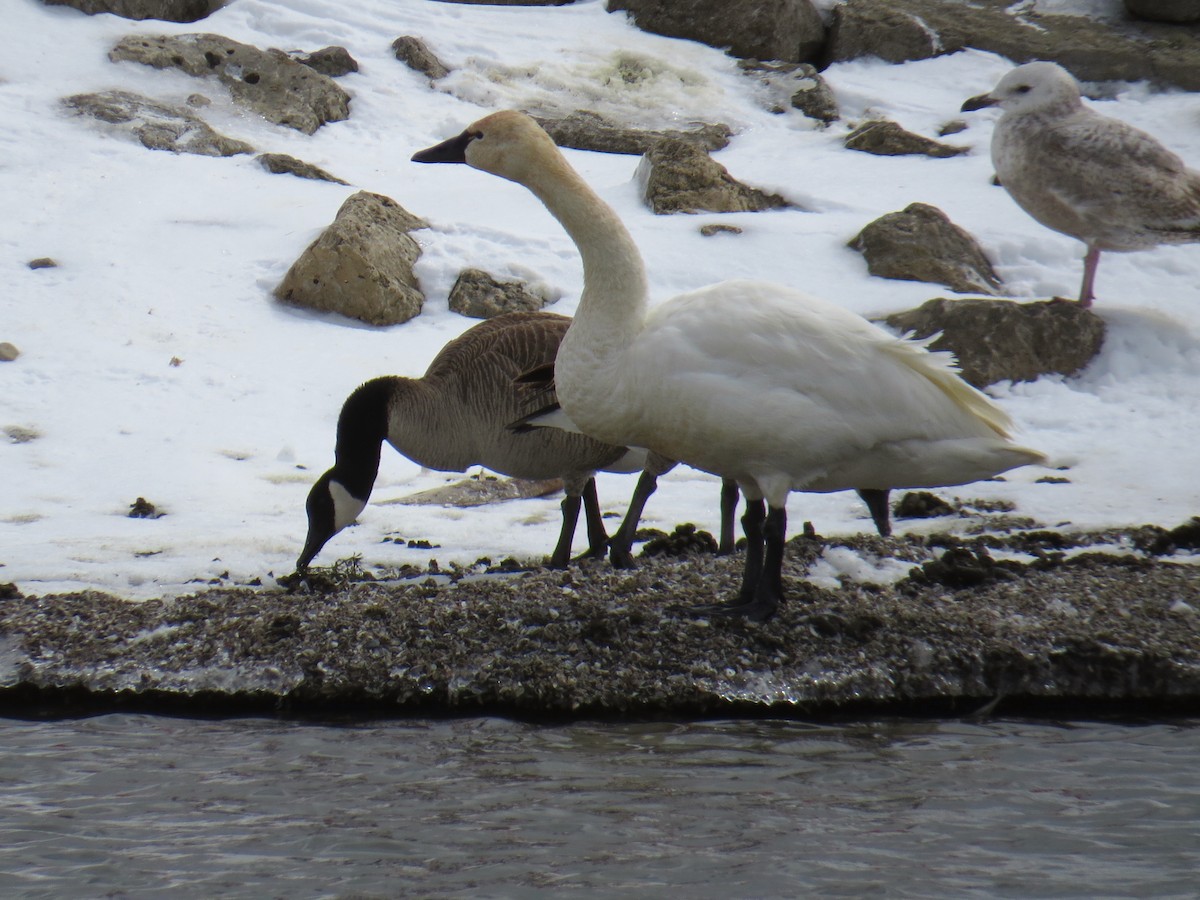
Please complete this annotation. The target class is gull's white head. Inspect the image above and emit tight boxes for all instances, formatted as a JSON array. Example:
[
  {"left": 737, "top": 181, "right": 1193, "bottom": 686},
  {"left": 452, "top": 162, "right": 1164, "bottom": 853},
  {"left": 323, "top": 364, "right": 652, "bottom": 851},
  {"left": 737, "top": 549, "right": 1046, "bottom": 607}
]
[{"left": 962, "top": 61, "right": 1082, "bottom": 117}]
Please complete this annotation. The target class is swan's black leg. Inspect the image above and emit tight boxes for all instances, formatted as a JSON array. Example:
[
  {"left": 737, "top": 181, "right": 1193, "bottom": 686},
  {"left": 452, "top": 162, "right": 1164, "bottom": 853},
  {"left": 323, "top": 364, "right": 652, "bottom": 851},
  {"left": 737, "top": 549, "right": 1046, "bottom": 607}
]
[
  {"left": 718, "top": 479, "right": 739, "bottom": 555},
  {"left": 580, "top": 477, "right": 610, "bottom": 559},
  {"left": 609, "top": 469, "right": 658, "bottom": 569},
  {"left": 736, "top": 498, "right": 767, "bottom": 605},
  {"left": 748, "top": 506, "right": 787, "bottom": 621},
  {"left": 549, "top": 491, "right": 582, "bottom": 568},
  {"left": 856, "top": 488, "right": 892, "bottom": 537}
]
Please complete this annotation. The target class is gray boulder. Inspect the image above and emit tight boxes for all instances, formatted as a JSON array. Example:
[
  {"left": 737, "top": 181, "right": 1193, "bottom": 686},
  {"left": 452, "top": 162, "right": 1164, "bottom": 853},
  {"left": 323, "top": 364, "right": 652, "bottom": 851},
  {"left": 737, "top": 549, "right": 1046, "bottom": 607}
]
[
  {"left": 448, "top": 269, "right": 551, "bottom": 319},
  {"left": 274, "top": 192, "right": 428, "bottom": 327},
  {"left": 534, "top": 110, "right": 730, "bottom": 156},
  {"left": 109, "top": 33, "right": 351, "bottom": 135},
  {"left": 826, "top": 0, "right": 1200, "bottom": 91},
  {"left": 63, "top": 90, "right": 253, "bottom": 156},
  {"left": 885, "top": 297, "right": 1106, "bottom": 388},
  {"left": 607, "top": 0, "right": 826, "bottom": 64},
  {"left": 636, "top": 139, "right": 791, "bottom": 215},
  {"left": 739, "top": 60, "right": 839, "bottom": 123},
  {"left": 257, "top": 153, "right": 347, "bottom": 184},
  {"left": 291, "top": 46, "right": 359, "bottom": 78},
  {"left": 41, "top": 0, "right": 222, "bottom": 21},
  {"left": 844, "top": 119, "right": 966, "bottom": 158},
  {"left": 1124, "top": 0, "right": 1200, "bottom": 23},
  {"left": 392, "top": 36, "right": 450, "bottom": 80},
  {"left": 850, "top": 203, "right": 1001, "bottom": 296}
]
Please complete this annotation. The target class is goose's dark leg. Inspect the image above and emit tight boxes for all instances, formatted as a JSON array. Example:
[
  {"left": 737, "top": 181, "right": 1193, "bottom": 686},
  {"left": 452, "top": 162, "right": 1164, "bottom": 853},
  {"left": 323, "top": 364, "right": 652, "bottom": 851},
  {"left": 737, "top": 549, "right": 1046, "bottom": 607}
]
[
  {"left": 549, "top": 490, "right": 583, "bottom": 568},
  {"left": 718, "top": 479, "right": 739, "bottom": 555},
  {"left": 609, "top": 469, "right": 658, "bottom": 569},
  {"left": 751, "top": 506, "right": 787, "bottom": 621},
  {"left": 856, "top": 488, "right": 892, "bottom": 537},
  {"left": 580, "top": 477, "right": 610, "bottom": 559}
]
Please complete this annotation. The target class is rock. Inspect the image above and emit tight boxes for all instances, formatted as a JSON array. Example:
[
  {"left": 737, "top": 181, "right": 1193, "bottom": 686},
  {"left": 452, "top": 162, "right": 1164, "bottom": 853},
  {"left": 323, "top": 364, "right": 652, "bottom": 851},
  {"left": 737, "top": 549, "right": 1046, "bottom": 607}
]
[
  {"left": 636, "top": 138, "right": 792, "bottom": 215},
  {"left": 607, "top": 0, "right": 826, "bottom": 64},
  {"left": 274, "top": 191, "right": 428, "bottom": 327},
  {"left": 885, "top": 297, "right": 1107, "bottom": 388},
  {"left": 257, "top": 153, "right": 348, "bottom": 184},
  {"left": 1124, "top": 0, "right": 1200, "bottom": 23},
  {"left": 1147, "top": 517, "right": 1200, "bottom": 555},
  {"left": 109, "top": 33, "right": 351, "bottom": 135},
  {"left": 291, "top": 45, "right": 359, "bottom": 77},
  {"left": 826, "top": 0, "right": 1200, "bottom": 92},
  {"left": 4, "top": 426, "right": 40, "bottom": 443},
  {"left": 391, "top": 36, "right": 450, "bottom": 80},
  {"left": 429, "top": 0, "right": 572, "bottom": 4},
  {"left": 844, "top": 119, "right": 966, "bottom": 158},
  {"left": 0, "top": 343, "right": 20, "bottom": 362},
  {"left": 895, "top": 491, "right": 955, "bottom": 519},
  {"left": 850, "top": 203, "right": 1002, "bottom": 295},
  {"left": 128, "top": 497, "right": 162, "bottom": 518},
  {"left": 700, "top": 224, "right": 742, "bottom": 237},
  {"left": 63, "top": 90, "right": 253, "bottom": 156},
  {"left": 534, "top": 110, "right": 731, "bottom": 156},
  {"left": 40, "top": 0, "right": 222, "bottom": 21},
  {"left": 396, "top": 475, "right": 564, "bottom": 507},
  {"left": 447, "top": 269, "right": 551, "bottom": 319},
  {"left": 739, "top": 60, "right": 839, "bottom": 123},
  {"left": 27, "top": 258, "right": 57, "bottom": 269}
]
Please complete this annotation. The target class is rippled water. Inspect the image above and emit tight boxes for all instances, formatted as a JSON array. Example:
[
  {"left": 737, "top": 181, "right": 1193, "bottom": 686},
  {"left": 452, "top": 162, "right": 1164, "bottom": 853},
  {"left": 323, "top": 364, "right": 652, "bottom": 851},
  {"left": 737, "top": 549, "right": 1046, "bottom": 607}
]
[{"left": 1, "top": 714, "right": 1198, "bottom": 898}]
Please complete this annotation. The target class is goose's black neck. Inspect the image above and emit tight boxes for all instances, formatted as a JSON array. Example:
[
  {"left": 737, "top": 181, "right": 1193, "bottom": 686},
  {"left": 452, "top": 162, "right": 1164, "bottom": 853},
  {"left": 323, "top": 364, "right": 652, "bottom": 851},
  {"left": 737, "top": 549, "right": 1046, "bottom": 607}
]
[{"left": 330, "top": 377, "right": 393, "bottom": 500}]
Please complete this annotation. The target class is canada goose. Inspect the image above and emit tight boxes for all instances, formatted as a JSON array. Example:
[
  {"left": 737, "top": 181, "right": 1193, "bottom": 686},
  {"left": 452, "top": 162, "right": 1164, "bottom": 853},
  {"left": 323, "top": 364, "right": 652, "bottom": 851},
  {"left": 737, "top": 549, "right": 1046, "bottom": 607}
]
[
  {"left": 413, "top": 111, "right": 1046, "bottom": 621},
  {"left": 962, "top": 61, "right": 1200, "bottom": 306},
  {"left": 296, "top": 311, "right": 640, "bottom": 572}
]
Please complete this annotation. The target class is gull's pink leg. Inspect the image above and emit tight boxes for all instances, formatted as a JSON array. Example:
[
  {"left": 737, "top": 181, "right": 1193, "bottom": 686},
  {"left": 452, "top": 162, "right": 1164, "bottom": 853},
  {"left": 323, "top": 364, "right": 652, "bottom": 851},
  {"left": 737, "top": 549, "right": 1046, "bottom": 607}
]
[{"left": 1078, "top": 245, "right": 1100, "bottom": 308}]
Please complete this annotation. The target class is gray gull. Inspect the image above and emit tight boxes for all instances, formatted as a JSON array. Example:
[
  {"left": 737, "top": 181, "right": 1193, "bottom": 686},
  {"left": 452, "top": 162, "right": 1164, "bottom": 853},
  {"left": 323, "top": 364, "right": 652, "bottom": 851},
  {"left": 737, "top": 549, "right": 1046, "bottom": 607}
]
[{"left": 961, "top": 61, "right": 1200, "bottom": 307}]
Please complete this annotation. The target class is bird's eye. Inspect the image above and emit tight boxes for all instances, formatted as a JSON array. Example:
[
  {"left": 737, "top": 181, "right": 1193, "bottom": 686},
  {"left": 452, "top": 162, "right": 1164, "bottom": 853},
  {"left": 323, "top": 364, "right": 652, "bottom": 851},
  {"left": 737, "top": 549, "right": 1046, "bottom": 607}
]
[
  {"left": 1014, "top": 85, "right": 1032, "bottom": 94},
  {"left": 469, "top": 130, "right": 484, "bottom": 141}
]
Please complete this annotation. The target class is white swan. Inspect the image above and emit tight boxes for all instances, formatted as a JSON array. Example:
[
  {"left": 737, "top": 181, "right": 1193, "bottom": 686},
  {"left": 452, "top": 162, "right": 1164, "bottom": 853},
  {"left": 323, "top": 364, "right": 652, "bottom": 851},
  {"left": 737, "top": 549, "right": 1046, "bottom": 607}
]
[
  {"left": 413, "top": 111, "right": 1046, "bottom": 621},
  {"left": 962, "top": 61, "right": 1200, "bottom": 307}
]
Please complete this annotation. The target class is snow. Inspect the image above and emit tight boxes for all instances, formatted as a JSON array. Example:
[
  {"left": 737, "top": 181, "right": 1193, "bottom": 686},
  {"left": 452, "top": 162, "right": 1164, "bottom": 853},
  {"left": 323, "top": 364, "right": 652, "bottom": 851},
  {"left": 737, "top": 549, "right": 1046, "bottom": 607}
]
[{"left": 2, "top": 0, "right": 1198, "bottom": 599}]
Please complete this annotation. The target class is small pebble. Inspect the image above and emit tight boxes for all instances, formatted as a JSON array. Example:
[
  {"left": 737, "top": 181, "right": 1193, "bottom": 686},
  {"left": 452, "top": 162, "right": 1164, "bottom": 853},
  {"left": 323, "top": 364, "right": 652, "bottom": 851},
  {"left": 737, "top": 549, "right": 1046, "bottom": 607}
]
[
  {"left": 0, "top": 342, "right": 19, "bottom": 362},
  {"left": 27, "top": 258, "right": 57, "bottom": 270}
]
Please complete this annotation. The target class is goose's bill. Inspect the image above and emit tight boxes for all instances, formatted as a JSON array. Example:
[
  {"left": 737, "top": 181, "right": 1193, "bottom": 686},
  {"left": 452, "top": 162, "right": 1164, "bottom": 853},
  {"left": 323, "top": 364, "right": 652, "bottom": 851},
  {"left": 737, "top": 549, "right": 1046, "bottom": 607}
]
[
  {"left": 961, "top": 93, "right": 998, "bottom": 112},
  {"left": 412, "top": 129, "right": 473, "bottom": 164}
]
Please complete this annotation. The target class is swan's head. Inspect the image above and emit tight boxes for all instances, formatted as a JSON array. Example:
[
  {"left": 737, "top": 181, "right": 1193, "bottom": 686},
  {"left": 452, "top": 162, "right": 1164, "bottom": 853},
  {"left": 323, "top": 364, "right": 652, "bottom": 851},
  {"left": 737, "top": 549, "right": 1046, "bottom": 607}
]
[
  {"left": 412, "top": 110, "right": 561, "bottom": 186},
  {"left": 961, "top": 62, "right": 1082, "bottom": 116}
]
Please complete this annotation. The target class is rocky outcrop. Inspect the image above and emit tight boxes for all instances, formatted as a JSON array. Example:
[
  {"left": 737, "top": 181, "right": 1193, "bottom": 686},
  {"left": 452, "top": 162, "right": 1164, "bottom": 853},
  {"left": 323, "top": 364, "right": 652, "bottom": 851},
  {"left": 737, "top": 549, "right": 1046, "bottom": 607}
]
[
  {"left": 850, "top": 203, "right": 1001, "bottom": 296},
  {"left": 274, "top": 192, "right": 428, "bottom": 327},
  {"left": 535, "top": 110, "right": 731, "bottom": 156},
  {"left": 392, "top": 36, "right": 450, "bottom": 80},
  {"left": 257, "top": 153, "right": 347, "bottom": 184},
  {"left": 63, "top": 90, "right": 252, "bottom": 156},
  {"left": 448, "top": 269, "right": 551, "bottom": 319},
  {"left": 844, "top": 119, "right": 966, "bottom": 158},
  {"left": 291, "top": 46, "right": 359, "bottom": 78},
  {"left": 607, "top": 0, "right": 826, "bottom": 65},
  {"left": 109, "top": 33, "right": 351, "bottom": 134},
  {"left": 2, "top": 528, "right": 1198, "bottom": 718},
  {"left": 739, "top": 60, "right": 839, "bottom": 123},
  {"left": 826, "top": 0, "right": 1200, "bottom": 91},
  {"left": 636, "top": 139, "right": 791, "bottom": 215},
  {"left": 885, "top": 297, "right": 1107, "bottom": 388},
  {"left": 41, "top": 0, "right": 222, "bottom": 21}
]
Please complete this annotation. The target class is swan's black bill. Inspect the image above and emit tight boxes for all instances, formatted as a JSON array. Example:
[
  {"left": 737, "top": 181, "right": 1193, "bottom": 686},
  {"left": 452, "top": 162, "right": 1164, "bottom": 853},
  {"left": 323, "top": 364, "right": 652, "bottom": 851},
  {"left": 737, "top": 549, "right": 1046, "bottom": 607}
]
[{"left": 412, "top": 129, "right": 475, "bottom": 164}]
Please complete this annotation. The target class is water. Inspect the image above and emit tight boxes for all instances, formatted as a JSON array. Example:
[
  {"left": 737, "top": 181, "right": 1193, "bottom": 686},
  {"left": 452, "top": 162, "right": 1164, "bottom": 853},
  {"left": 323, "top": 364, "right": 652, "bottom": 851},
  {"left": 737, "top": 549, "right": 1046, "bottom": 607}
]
[{"left": 1, "top": 714, "right": 1197, "bottom": 898}]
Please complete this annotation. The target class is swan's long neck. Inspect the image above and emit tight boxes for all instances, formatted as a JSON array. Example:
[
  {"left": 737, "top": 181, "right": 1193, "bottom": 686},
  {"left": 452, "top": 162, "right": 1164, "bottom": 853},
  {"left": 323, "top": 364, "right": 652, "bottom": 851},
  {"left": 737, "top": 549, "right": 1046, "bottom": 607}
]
[{"left": 523, "top": 154, "right": 648, "bottom": 351}]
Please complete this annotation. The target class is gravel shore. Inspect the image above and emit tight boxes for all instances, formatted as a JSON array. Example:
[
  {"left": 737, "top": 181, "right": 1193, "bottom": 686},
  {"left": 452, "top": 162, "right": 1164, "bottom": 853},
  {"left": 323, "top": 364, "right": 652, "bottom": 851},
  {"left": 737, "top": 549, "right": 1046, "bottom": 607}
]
[{"left": 2, "top": 523, "right": 1198, "bottom": 720}]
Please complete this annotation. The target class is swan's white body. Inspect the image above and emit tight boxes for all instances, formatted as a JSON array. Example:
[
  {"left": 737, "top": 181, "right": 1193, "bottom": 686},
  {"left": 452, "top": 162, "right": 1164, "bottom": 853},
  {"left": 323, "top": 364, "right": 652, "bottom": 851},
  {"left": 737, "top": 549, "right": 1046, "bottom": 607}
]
[
  {"left": 963, "top": 61, "right": 1200, "bottom": 305},
  {"left": 414, "top": 111, "right": 1045, "bottom": 618}
]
